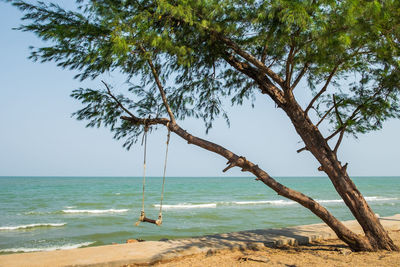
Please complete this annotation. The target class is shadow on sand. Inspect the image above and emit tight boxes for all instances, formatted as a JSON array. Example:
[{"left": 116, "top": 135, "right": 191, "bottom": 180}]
[{"left": 155, "top": 226, "right": 334, "bottom": 260}]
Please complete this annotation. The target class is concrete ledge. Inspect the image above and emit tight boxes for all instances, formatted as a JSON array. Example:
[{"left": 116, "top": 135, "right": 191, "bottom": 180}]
[{"left": 1, "top": 214, "right": 399, "bottom": 267}]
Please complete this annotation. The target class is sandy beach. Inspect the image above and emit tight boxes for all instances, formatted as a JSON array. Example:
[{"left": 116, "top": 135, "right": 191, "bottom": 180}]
[
  {"left": 152, "top": 230, "right": 400, "bottom": 267},
  {"left": 1, "top": 214, "right": 399, "bottom": 267}
]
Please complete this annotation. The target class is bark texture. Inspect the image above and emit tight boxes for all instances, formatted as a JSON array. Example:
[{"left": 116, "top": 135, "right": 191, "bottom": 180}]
[{"left": 282, "top": 100, "right": 398, "bottom": 251}]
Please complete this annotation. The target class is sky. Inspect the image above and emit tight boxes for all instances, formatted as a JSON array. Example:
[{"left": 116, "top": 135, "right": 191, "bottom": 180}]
[{"left": 0, "top": 1, "right": 399, "bottom": 177}]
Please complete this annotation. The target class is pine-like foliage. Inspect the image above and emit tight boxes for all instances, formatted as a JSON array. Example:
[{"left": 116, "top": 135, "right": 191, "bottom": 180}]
[{"left": 8, "top": 0, "right": 400, "bottom": 147}]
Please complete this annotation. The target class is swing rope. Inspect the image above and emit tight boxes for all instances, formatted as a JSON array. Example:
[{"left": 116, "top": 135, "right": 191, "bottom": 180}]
[
  {"left": 135, "top": 123, "right": 170, "bottom": 226},
  {"left": 158, "top": 123, "right": 171, "bottom": 219},
  {"left": 136, "top": 125, "right": 148, "bottom": 226}
]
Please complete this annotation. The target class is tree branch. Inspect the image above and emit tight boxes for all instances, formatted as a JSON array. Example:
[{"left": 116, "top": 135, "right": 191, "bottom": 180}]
[
  {"left": 120, "top": 115, "right": 169, "bottom": 126},
  {"left": 164, "top": 10, "right": 286, "bottom": 89},
  {"left": 222, "top": 52, "right": 286, "bottom": 107},
  {"left": 305, "top": 64, "right": 340, "bottom": 114},
  {"left": 325, "top": 110, "right": 360, "bottom": 141},
  {"left": 102, "top": 80, "right": 137, "bottom": 119},
  {"left": 297, "top": 99, "right": 344, "bottom": 153},
  {"left": 260, "top": 29, "right": 275, "bottom": 63},
  {"left": 333, "top": 128, "right": 345, "bottom": 155},
  {"left": 325, "top": 87, "right": 384, "bottom": 142},
  {"left": 101, "top": 81, "right": 170, "bottom": 128},
  {"left": 324, "top": 125, "right": 342, "bottom": 141},
  {"left": 291, "top": 62, "right": 310, "bottom": 91},
  {"left": 216, "top": 34, "right": 286, "bottom": 89},
  {"left": 140, "top": 46, "right": 176, "bottom": 124},
  {"left": 285, "top": 45, "right": 295, "bottom": 88},
  {"left": 316, "top": 101, "right": 342, "bottom": 127},
  {"left": 261, "top": 43, "right": 268, "bottom": 63},
  {"left": 297, "top": 146, "right": 308, "bottom": 153},
  {"left": 267, "top": 57, "right": 279, "bottom": 69},
  {"left": 333, "top": 94, "right": 343, "bottom": 126},
  {"left": 331, "top": 94, "right": 345, "bottom": 153},
  {"left": 303, "top": 47, "right": 369, "bottom": 116}
]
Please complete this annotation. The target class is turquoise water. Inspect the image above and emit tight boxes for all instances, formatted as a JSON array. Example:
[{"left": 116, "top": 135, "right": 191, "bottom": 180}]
[{"left": 0, "top": 176, "right": 399, "bottom": 254}]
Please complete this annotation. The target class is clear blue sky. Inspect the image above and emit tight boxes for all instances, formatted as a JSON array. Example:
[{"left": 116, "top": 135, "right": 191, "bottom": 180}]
[{"left": 1, "top": 1, "right": 399, "bottom": 177}]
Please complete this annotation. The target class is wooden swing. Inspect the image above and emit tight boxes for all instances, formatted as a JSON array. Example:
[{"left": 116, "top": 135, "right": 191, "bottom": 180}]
[{"left": 135, "top": 124, "right": 171, "bottom": 226}]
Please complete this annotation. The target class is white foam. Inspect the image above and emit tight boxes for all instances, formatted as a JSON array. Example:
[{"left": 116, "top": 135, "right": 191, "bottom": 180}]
[
  {"left": 317, "top": 199, "right": 344, "bottom": 203},
  {"left": 0, "top": 242, "right": 94, "bottom": 253},
  {"left": 62, "top": 209, "right": 129, "bottom": 214},
  {"left": 154, "top": 203, "right": 217, "bottom": 209},
  {"left": 233, "top": 200, "right": 296, "bottom": 205},
  {"left": 229, "top": 196, "right": 398, "bottom": 206},
  {"left": 64, "top": 206, "right": 76, "bottom": 209},
  {"left": 0, "top": 223, "right": 66, "bottom": 231},
  {"left": 365, "top": 196, "right": 398, "bottom": 201},
  {"left": 317, "top": 196, "right": 398, "bottom": 203},
  {"left": 155, "top": 196, "right": 398, "bottom": 210}
]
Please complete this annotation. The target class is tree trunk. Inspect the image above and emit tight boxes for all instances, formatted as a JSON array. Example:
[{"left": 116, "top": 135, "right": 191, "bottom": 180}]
[{"left": 283, "top": 100, "right": 399, "bottom": 251}]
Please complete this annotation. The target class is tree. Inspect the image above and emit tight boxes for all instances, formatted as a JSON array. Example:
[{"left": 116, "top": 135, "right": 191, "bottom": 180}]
[{"left": 8, "top": 0, "right": 400, "bottom": 251}]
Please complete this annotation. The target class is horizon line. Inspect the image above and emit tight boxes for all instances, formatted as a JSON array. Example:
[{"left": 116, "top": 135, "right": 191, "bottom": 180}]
[{"left": 0, "top": 175, "right": 399, "bottom": 178}]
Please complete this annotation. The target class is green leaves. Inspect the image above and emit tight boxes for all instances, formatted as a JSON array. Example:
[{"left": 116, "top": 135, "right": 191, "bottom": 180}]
[
  {"left": 70, "top": 87, "right": 143, "bottom": 149},
  {"left": 9, "top": 0, "right": 400, "bottom": 148}
]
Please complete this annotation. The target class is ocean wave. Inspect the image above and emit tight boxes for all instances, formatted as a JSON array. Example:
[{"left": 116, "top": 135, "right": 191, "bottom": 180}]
[
  {"left": 317, "top": 196, "right": 398, "bottom": 204},
  {"left": 364, "top": 196, "right": 398, "bottom": 201},
  {"left": 231, "top": 196, "right": 397, "bottom": 206},
  {"left": 62, "top": 209, "right": 129, "bottom": 214},
  {"left": 232, "top": 200, "right": 296, "bottom": 205},
  {"left": 24, "top": 211, "right": 49, "bottom": 215},
  {"left": 234, "top": 196, "right": 398, "bottom": 206},
  {"left": 316, "top": 199, "right": 344, "bottom": 204},
  {"left": 153, "top": 203, "right": 217, "bottom": 209},
  {"left": 0, "top": 223, "right": 66, "bottom": 231},
  {"left": 154, "top": 196, "right": 398, "bottom": 210},
  {"left": 0, "top": 242, "right": 94, "bottom": 253}
]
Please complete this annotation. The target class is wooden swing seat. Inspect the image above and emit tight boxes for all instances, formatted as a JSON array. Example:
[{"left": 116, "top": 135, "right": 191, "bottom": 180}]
[
  {"left": 136, "top": 211, "right": 162, "bottom": 226},
  {"left": 139, "top": 216, "right": 162, "bottom": 225}
]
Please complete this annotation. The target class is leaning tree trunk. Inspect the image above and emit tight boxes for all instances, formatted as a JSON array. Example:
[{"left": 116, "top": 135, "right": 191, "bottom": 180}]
[{"left": 284, "top": 100, "right": 399, "bottom": 251}]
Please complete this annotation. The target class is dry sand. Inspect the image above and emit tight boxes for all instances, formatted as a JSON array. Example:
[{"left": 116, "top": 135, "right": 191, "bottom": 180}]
[{"left": 148, "top": 230, "right": 400, "bottom": 267}]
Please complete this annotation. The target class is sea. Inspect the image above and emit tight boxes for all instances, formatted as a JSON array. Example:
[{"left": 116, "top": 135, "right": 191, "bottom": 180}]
[{"left": 0, "top": 176, "right": 399, "bottom": 254}]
